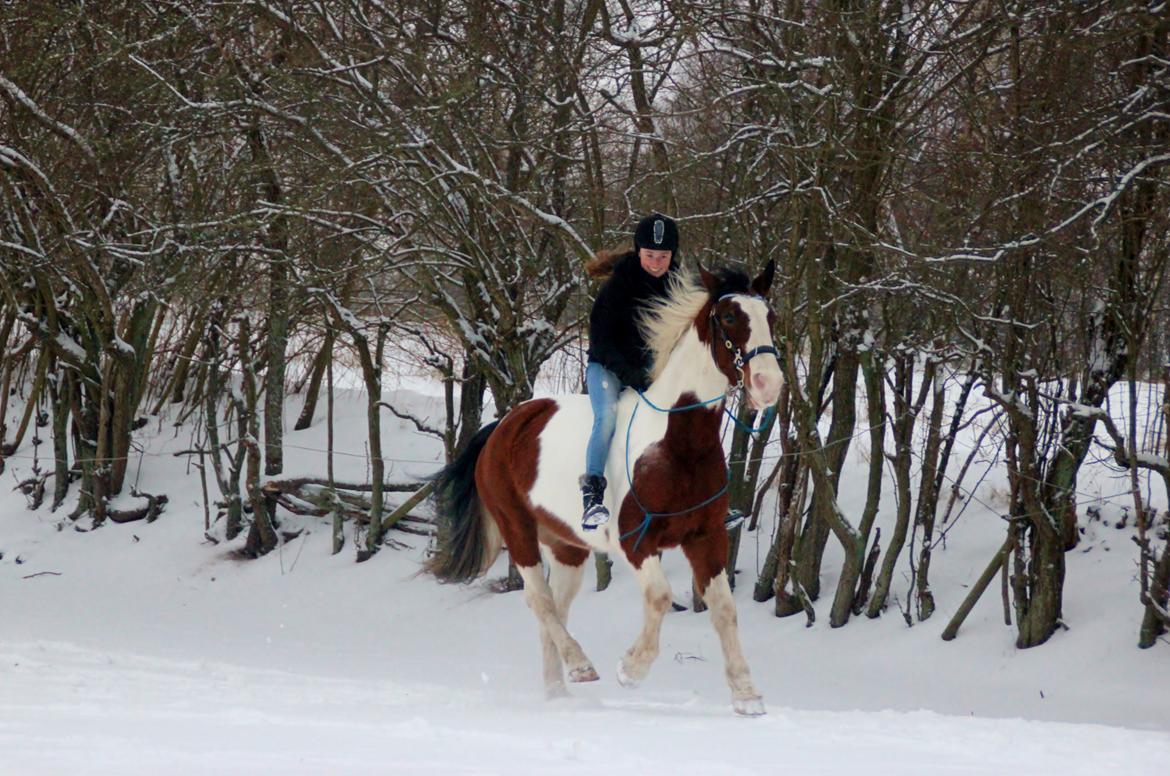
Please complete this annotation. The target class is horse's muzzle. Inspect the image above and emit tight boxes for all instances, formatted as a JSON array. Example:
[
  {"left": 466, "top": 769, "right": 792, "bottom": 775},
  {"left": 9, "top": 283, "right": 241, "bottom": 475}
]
[{"left": 746, "top": 369, "right": 782, "bottom": 410}]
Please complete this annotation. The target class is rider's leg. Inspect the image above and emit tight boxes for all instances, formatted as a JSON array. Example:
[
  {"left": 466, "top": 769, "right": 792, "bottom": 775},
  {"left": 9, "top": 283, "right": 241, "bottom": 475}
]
[{"left": 581, "top": 361, "right": 619, "bottom": 529}]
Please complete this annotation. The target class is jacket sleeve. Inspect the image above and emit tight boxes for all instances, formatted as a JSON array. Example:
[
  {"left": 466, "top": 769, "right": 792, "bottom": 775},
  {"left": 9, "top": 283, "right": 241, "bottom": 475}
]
[{"left": 589, "top": 280, "right": 648, "bottom": 390}]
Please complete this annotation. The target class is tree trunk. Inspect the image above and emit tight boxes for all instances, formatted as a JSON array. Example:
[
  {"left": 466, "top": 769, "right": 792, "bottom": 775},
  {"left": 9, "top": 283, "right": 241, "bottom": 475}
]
[
  {"left": 1013, "top": 520, "right": 1065, "bottom": 649},
  {"left": 1139, "top": 472, "right": 1170, "bottom": 648},
  {"left": 263, "top": 265, "right": 289, "bottom": 476},
  {"left": 356, "top": 327, "right": 387, "bottom": 552},
  {"left": 829, "top": 348, "right": 884, "bottom": 625},
  {"left": 754, "top": 441, "right": 801, "bottom": 602},
  {"left": 328, "top": 335, "right": 343, "bottom": 555},
  {"left": 595, "top": 552, "right": 613, "bottom": 591},
  {"left": 726, "top": 401, "right": 769, "bottom": 589},
  {"left": 454, "top": 360, "right": 486, "bottom": 456},
  {"left": 294, "top": 330, "right": 333, "bottom": 432},
  {"left": 1138, "top": 367, "right": 1170, "bottom": 648},
  {"left": 914, "top": 364, "right": 946, "bottom": 621},
  {"left": 2, "top": 344, "right": 48, "bottom": 456},
  {"left": 166, "top": 314, "right": 205, "bottom": 407},
  {"left": 242, "top": 317, "right": 278, "bottom": 557},
  {"left": 794, "top": 348, "right": 859, "bottom": 600},
  {"left": 203, "top": 317, "right": 245, "bottom": 542},
  {"left": 868, "top": 353, "right": 916, "bottom": 618},
  {"left": 248, "top": 115, "right": 291, "bottom": 477},
  {"left": 48, "top": 368, "right": 71, "bottom": 510}
]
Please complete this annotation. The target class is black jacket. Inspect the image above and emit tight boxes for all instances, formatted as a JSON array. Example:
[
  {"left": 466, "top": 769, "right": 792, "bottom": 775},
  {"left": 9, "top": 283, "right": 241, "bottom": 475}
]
[{"left": 587, "top": 251, "right": 680, "bottom": 391}]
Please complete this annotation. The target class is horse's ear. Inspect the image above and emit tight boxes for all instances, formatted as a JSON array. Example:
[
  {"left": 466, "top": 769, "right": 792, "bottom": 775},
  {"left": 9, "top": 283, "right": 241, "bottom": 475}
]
[
  {"left": 698, "top": 264, "right": 719, "bottom": 292},
  {"left": 751, "top": 259, "right": 776, "bottom": 297}
]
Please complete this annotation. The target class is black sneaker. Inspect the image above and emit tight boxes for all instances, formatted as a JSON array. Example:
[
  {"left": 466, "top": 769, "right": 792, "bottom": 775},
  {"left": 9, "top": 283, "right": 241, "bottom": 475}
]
[{"left": 579, "top": 474, "right": 610, "bottom": 530}]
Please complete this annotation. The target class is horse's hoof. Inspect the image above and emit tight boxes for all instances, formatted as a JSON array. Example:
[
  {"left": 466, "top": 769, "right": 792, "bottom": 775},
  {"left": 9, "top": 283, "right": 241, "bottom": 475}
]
[
  {"left": 569, "top": 665, "right": 599, "bottom": 683},
  {"left": 732, "top": 696, "right": 767, "bottom": 717},
  {"left": 616, "top": 659, "right": 640, "bottom": 689}
]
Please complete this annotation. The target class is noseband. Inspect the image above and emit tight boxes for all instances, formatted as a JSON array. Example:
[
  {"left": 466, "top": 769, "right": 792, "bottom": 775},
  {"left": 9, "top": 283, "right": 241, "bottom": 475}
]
[{"left": 710, "top": 294, "right": 779, "bottom": 390}]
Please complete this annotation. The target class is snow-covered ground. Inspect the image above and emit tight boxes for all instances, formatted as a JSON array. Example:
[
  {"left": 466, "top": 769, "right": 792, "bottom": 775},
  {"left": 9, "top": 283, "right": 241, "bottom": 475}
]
[{"left": 2, "top": 377, "right": 1168, "bottom": 774}]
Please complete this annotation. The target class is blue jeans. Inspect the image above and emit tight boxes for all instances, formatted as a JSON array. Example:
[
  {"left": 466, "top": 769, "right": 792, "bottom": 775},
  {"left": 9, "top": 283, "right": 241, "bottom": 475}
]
[{"left": 585, "top": 362, "right": 620, "bottom": 477}]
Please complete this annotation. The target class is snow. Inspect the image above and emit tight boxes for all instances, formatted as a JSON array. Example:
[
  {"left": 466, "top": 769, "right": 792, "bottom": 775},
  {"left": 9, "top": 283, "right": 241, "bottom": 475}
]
[
  {"left": 112, "top": 335, "right": 136, "bottom": 357},
  {"left": 1, "top": 377, "right": 1169, "bottom": 774},
  {"left": 2, "top": 640, "right": 1162, "bottom": 775},
  {"left": 55, "top": 331, "right": 87, "bottom": 362}
]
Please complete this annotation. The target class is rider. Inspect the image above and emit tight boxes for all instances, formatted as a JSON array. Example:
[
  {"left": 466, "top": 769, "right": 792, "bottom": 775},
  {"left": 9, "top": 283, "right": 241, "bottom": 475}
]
[{"left": 579, "top": 213, "right": 680, "bottom": 530}]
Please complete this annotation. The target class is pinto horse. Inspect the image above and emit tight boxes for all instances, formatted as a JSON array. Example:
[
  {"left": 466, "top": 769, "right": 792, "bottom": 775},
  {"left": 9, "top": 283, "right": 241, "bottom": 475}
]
[{"left": 427, "top": 262, "right": 782, "bottom": 715}]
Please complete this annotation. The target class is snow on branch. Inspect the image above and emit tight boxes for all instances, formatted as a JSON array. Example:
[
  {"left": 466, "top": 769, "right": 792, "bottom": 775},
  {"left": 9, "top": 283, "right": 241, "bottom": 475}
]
[{"left": 0, "top": 75, "right": 97, "bottom": 164}]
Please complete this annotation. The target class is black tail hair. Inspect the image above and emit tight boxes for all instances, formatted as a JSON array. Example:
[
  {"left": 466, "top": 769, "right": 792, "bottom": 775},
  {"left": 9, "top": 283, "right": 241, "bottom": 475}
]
[{"left": 426, "top": 420, "right": 501, "bottom": 583}]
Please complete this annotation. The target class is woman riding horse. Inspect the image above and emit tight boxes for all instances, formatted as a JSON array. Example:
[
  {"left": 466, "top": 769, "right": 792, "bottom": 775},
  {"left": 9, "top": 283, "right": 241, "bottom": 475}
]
[
  {"left": 427, "top": 256, "right": 782, "bottom": 715},
  {"left": 581, "top": 212, "right": 681, "bottom": 531}
]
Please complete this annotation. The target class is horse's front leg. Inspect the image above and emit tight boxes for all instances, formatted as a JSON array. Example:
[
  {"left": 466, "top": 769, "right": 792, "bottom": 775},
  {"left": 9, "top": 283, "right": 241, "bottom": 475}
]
[
  {"left": 617, "top": 555, "right": 672, "bottom": 688},
  {"left": 683, "top": 538, "right": 766, "bottom": 716}
]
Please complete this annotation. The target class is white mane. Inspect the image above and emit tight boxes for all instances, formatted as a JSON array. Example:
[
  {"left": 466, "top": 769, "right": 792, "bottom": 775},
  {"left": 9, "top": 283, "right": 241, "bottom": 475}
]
[{"left": 638, "top": 273, "right": 709, "bottom": 381}]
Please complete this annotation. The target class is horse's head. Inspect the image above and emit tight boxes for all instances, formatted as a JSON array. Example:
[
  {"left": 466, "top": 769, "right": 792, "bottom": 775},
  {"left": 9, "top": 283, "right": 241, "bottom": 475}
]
[{"left": 698, "top": 261, "right": 783, "bottom": 411}]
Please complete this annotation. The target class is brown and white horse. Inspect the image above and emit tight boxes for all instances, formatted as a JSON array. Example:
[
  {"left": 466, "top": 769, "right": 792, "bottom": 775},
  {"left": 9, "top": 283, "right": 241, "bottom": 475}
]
[{"left": 427, "top": 262, "right": 783, "bottom": 716}]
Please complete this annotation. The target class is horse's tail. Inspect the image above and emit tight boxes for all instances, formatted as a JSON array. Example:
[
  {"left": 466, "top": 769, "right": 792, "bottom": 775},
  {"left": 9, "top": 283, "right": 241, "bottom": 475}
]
[{"left": 426, "top": 420, "right": 504, "bottom": 583}]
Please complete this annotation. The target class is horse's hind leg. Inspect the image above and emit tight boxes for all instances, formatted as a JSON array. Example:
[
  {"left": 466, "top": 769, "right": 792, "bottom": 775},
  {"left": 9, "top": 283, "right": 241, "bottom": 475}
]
[
  {"left": 683, "top": 538, "right": 765, "bottom": 716},
  {"left": 516, "top": 562, "right": 599, "bottom": 689},
  {"left": 538, "top": 618, "right": 566, "bottom": 697},
  {"left": 617, "top": 555, "right": 672, "bottom": 688},
  {"left": 541, "top": 548, "right": 589, "bottom": 697}
]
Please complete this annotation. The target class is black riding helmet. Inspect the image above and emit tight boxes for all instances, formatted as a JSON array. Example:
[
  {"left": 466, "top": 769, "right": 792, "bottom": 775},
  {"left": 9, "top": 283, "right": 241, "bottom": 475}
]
[{"left": 633, "top": 213, "right": 679, "bottom": 254}]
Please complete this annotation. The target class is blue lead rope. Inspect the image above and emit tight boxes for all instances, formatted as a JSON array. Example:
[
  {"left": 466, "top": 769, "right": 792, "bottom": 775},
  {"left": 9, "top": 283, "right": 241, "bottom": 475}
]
[
  {"left": 632, "top": 390, "right": 726, "bottom": 413},
  {"left": 619, "top": 392, "right": 733, "bottom": 551},
  {"left": 723, "top": 403, "right": 776, "bottom": 437}
]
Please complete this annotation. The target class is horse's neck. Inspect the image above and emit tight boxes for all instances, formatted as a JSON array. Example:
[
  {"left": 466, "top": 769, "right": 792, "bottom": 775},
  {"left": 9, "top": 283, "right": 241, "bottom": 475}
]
[{"left": 643, "top": 327, "right": 728, "bottom": 410}]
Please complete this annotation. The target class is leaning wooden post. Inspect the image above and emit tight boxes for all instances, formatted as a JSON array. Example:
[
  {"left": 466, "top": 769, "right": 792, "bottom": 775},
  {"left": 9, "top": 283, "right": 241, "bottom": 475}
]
[
  {"left": 941, "top": 534, "right": 1013, "bottom": 641},
  {"left": 383, "top": 481, "right": 435, "bottom": 530}
]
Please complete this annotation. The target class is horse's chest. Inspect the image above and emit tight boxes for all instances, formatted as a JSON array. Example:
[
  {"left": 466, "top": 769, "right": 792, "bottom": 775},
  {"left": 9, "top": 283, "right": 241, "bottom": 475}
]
[{"left": 621, "top": 437, "right": 725, "bottom": 529}]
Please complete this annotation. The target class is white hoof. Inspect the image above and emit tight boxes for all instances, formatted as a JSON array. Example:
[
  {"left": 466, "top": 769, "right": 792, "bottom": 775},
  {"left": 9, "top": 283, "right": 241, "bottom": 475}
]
[
  {"left": 732, "top": 695, "right": 767, "bottom": 717},
  {"left": 568, "top": 664, "right": 599, "bottom": 683},
  {"left": 616, "top": 659, "right": 640, "bottom": 689}
]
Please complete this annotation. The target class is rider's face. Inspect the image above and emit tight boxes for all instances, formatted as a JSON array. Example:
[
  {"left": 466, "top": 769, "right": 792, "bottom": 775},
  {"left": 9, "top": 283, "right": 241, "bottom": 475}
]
[{"left": 639, "top": 248, "right": 672, "bottom": 278}]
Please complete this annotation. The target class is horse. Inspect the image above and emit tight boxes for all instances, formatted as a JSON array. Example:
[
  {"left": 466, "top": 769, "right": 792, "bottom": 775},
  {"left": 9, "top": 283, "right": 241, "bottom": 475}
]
[{"left": 427, "top": 261, "right": 783, "bottom": 716}]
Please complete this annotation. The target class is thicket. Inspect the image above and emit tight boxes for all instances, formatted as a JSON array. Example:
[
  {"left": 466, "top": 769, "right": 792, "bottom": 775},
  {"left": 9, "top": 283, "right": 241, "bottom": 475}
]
[{"left": 2, "top": 1, "right": 1167, "bottom": 649}]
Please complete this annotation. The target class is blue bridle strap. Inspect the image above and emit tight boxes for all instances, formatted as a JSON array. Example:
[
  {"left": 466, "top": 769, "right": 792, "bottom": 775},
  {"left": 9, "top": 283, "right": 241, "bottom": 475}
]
[{"left": 741, "top": 344, "right": 779, "bottom": 364}]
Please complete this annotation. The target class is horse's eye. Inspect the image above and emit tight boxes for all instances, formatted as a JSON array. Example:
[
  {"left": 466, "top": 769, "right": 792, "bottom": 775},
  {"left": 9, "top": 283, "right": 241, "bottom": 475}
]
[{"left": 722, "top": 312, "right": 736, "bottom": 326}]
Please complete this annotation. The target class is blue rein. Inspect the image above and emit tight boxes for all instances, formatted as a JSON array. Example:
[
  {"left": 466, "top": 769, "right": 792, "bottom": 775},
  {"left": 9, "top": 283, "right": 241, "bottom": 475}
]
[{"left": 619, "top": 392, "right": 732, "bottom": 551}]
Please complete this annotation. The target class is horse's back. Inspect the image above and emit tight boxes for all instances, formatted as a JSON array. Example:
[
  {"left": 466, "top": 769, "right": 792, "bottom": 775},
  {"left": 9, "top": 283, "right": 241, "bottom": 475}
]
[{"left": 530, "top": 389, "right": 658, "bottom": 552}]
